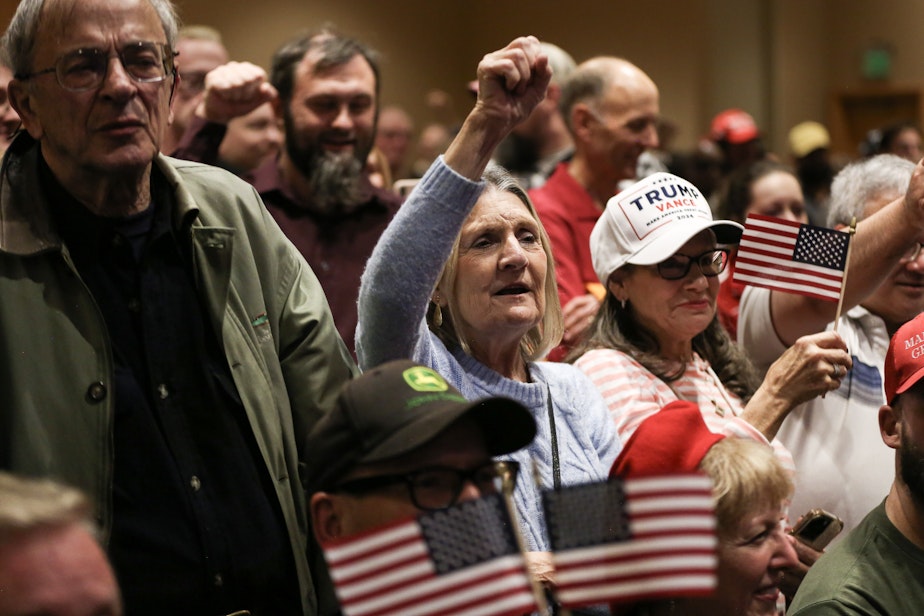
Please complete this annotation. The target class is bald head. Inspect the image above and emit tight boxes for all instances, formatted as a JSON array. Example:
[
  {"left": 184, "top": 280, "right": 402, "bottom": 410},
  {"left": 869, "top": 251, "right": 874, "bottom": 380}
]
[
  {"left": 560, "top": 56, "right": 659, "bottom": 188},
  {"left": 559, "top": 57, "right": 658, "bottom": 134}
]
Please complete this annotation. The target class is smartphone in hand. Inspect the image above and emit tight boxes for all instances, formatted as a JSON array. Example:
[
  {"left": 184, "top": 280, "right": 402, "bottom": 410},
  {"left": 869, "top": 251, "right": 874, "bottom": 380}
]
[{"left": 790, "top": 509, "right": 844, "bottom": 550}]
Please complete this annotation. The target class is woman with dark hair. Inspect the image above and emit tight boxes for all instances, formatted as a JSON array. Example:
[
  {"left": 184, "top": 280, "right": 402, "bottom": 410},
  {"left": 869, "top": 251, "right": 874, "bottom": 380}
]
[
  {"left": 568, "top": 172, "right": 849, "bottom": 471},
  {"left": 357, "top": 37, "right": 620, "bottom": 599},
  {"left": 717, "top": 160, "right": 806, "bottom": 224},
  {"left": 875, "top": 120, "right": 923, "bottom": 163},
  {"left": 715, "top": 160, "right": 807, "bottom": 337}
]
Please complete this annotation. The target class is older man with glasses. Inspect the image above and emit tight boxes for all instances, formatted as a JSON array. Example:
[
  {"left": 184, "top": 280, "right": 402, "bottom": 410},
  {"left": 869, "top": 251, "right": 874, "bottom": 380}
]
[
  {"left": 0, "top": 0, "right": 356, "bottom": 614},
  {"left": 306, "top": 359, "right": 536, "bottom": 612}
]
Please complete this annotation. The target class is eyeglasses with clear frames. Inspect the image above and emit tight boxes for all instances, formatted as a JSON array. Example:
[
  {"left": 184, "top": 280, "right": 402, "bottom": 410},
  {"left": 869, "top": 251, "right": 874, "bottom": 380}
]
[
  {"left": 656, "top": 248, "right": 730, "bottom": 280},
  {"left": 176, "top": 70, "right": 209, "bottom": 96},
  {"left": 901, "top": 243, "right": 924, "bottom": 263},
  {"left": 15, "top": 41, "right": 177, "bottom": 92},
  {"left": 333, "top": 460, "right": 520, "bottom": 512}
]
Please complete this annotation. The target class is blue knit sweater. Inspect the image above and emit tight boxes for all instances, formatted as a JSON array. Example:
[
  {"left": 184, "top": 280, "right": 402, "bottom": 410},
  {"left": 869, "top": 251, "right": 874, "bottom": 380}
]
[{"left": 357, "top": 156, "right": 621, "bottom": 551}]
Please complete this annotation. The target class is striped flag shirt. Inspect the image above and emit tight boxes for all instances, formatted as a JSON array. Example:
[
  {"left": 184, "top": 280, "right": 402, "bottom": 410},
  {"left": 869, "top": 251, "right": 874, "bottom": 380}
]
[
  {"left": 733, "top": 213, "right": 850, "bottom": 301},
  {"left": 543, "top": 474, "right": 717, "bottom": 609},
  {"left": 573, "top": 348, "right": 796, "bottom": 475},
  {"left": 321, "top": 493, "right": 538, "bottom": 616}
]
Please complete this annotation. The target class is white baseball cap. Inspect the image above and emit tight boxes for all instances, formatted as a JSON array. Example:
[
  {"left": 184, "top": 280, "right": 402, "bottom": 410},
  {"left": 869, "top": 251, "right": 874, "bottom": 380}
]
[{"left": 590, "top": 172, "right": 744, "bottom": 285}]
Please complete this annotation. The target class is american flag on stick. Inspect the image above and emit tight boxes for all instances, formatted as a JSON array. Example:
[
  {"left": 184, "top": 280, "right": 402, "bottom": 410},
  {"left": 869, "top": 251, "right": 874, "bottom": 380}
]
[
  {"left": 733, "top": 213, "right": 851, "bottom": 302},
  {"left": 543, "top": 474, "right": 717, "bottom": 609},
  {"left": 321, "top": 493, "right": 539, "bottom": 616}
]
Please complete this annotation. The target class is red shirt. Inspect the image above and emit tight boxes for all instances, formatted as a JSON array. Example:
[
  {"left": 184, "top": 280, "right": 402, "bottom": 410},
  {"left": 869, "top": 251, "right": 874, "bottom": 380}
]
[
  {"left": 716, "top": 254, "right": 744, "bottom": 339},
  {"left": 530, "top": 163, "right": 604, "bottom": 360}
]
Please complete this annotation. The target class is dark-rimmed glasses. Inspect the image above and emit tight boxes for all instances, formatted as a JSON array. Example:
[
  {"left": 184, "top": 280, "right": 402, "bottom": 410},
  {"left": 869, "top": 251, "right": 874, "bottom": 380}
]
[
  {"left": 333, "top": 460, "right": 519, "bottom": 512},
  {"left": 15, "top": 41, "right": 176, "bottom": 92},
  {"left": 656, "top": 248, "right": 730, "bottom": 280}
]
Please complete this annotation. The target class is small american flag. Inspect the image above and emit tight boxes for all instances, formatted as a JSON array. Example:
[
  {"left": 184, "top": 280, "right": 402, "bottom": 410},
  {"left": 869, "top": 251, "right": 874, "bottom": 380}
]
[
  {"left": 321, "top": 493, "right": 538, "bottom": 616},
  {"left": 733, "top": 213, "right": 850, "bottom": 301},
  {"left": 543, "top": 474, "right": 717, "bottom": 609}
]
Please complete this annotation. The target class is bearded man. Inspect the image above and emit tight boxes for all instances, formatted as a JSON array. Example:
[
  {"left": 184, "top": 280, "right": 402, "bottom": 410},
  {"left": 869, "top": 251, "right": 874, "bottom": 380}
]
[
  {"left": 173, "top": 30, "right": 402, "bottom": 355},
  {"left": 789, "top": 310, "right": 924, "bottom": 615}
]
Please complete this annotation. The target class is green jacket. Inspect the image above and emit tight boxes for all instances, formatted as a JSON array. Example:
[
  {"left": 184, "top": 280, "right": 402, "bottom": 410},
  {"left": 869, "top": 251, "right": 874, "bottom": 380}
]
[{"left": 0, "top": 134, "right": 357, "bottom": 615}]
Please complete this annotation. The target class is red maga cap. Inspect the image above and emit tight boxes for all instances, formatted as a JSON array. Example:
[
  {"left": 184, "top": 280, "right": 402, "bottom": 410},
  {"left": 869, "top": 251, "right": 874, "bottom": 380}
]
[
  {"left": 710, "top": 108, "right": 759, "bottom": 144},
  {"left": 610, "top": 400, "right": 725, "bottom": 478},
  {"left": 884, "top": 311, "right": 924, "bottom": 404}
]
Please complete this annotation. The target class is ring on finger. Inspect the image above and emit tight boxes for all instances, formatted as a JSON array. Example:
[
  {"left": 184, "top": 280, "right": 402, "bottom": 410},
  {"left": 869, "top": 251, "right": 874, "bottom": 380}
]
[{"left": 830, "top": 362, "right": 842, "bottom": 379}]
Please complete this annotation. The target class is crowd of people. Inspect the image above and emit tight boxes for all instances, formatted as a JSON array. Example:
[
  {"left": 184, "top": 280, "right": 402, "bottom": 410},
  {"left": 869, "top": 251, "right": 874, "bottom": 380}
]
[{"left": 3, "top": 0, "right": 924, "bottom": 615}]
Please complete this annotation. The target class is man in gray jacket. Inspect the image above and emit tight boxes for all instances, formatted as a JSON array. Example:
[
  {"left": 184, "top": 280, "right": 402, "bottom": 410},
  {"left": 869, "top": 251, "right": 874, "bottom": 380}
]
[{"left": 0, "top": 0, "right": 356, "bottom": 613}]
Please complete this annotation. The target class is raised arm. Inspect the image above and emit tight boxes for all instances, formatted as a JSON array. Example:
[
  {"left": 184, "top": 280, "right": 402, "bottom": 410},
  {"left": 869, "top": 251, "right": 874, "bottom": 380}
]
[
  {"left": 196, "top": 61, "right": 278, "bottom": 125},
  {"left": 444, "top": 36, "right": 551, "bottom": 179},
  {"left": 171, "top": 62, "right": 278, "bottom": 164},
  {"left": 355, "top": 37, "right": 551, "bottom": 370},
  {"left": 768, "top": 162, "right": 924, "bottom": 345}
]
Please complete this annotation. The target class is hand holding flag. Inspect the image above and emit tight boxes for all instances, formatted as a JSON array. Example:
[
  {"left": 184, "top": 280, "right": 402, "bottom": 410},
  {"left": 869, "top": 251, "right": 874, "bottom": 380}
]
[
  {"left": 321, "top": 492, "right": 540, "bottom": 616},
  {"left": 733, "top": 213, "right": 852, "bottom": 302},
  {"left": 542, "top": 474, "right": 717, "bottom": 610}
]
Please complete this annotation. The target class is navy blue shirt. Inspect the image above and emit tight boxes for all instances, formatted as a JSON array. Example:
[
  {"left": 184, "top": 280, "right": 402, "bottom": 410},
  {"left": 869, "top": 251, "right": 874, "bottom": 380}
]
[{"left": 45, "top": 161, "right": 301, "bottom": 615}]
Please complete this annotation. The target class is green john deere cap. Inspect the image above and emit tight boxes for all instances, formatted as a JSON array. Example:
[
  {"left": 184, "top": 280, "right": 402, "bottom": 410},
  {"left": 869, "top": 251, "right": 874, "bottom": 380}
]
[{"left": 304, "top": 359, "right": 536, "bottom": 492}]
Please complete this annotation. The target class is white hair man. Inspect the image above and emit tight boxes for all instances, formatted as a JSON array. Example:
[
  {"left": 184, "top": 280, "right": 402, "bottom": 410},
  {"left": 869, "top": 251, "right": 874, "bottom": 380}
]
[{"left": 1, "top": 0, "right": 355, "bottom": 612}]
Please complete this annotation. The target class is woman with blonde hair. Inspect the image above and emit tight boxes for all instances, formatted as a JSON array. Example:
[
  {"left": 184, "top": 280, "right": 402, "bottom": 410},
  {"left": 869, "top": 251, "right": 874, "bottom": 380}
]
[
  {"left": 357, "top": 37, "right": 620, "bottom": 598},
  {"left": 611, "top": 401, "right": 799, "bottom": 615}
]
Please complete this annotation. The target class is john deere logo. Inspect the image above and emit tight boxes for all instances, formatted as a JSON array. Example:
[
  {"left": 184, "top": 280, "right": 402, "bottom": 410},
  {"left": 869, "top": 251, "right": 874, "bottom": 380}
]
[{"left": 403, "top": 366, "right": 449, "bottom": 392}]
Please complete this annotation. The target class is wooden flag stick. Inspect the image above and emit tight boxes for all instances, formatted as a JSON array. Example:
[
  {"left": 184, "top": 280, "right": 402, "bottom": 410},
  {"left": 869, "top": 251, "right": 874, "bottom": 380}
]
[
  {"left": 832, "top": 217, "right": 857, "bottom": 336},
  {"left": 504, "top": 460, "right": 552, "bottom": 616}
]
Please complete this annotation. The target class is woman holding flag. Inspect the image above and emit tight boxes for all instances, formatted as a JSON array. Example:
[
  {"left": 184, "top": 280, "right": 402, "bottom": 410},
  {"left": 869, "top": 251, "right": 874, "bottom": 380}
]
[{"left": 568, "top": 171, "right": 850, "bottom": 475}]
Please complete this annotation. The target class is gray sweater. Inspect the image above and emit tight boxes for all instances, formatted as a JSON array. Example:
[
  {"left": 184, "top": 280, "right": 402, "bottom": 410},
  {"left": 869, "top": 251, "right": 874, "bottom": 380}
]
[{"left": 357, "top": 156, "right": 621, "bottom": 551}]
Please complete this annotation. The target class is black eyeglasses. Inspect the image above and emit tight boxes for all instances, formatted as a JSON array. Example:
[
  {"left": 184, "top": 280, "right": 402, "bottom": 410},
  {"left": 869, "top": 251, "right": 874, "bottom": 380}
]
[
  {"left": 656, "top": 248, "right": 730, "bottom": 280},
  {"left": 16, "top": 41, "right": 177, "bottom": 92},
  {"left": 334, "top": 460, "right": 520, "bottom": 512}
]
